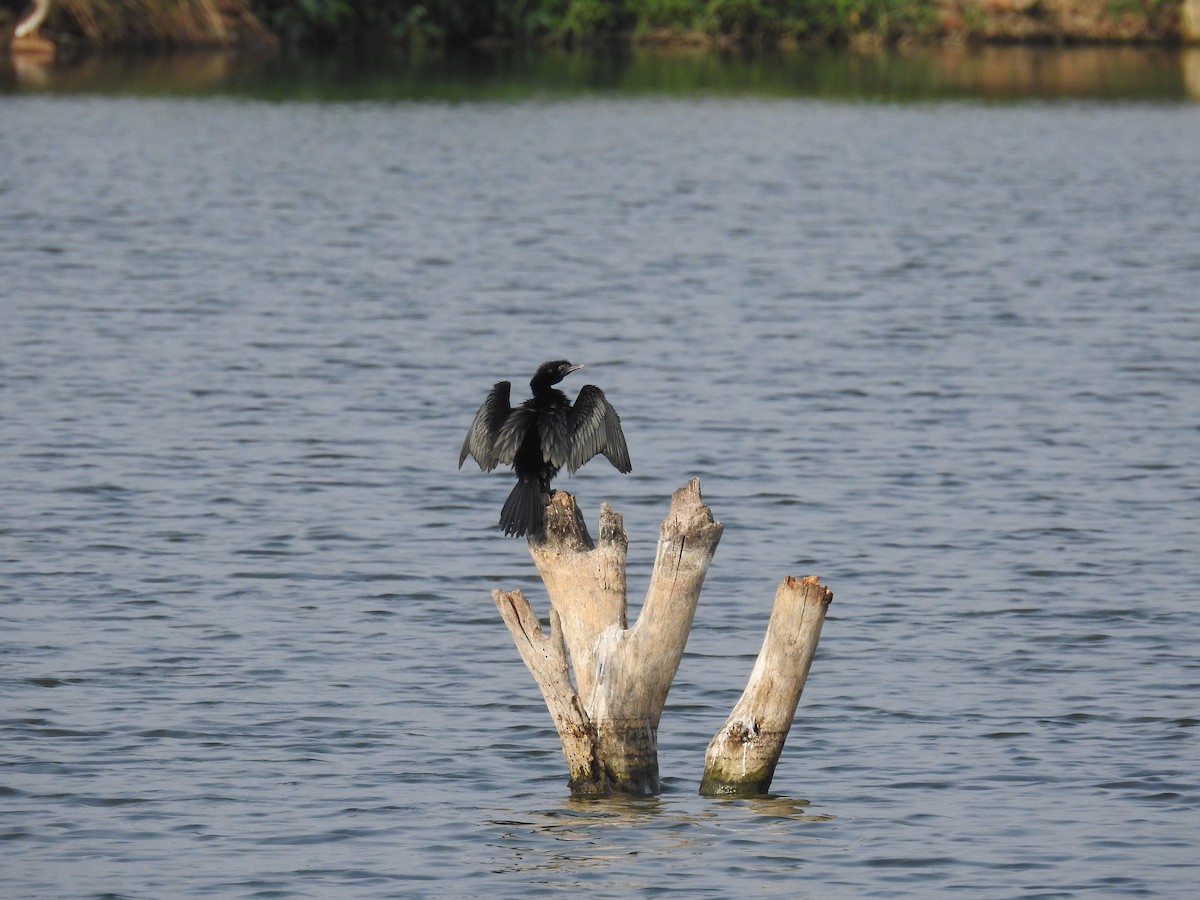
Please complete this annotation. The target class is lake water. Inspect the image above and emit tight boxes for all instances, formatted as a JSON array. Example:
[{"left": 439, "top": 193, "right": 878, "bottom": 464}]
[{"left": 2, "top": 50, "right": 1199, "bottom": 897}]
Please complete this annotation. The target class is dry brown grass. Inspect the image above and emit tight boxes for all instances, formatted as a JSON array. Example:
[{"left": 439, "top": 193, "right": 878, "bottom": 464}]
[
  {"left": 43, "top": 0, "right": 272, "bottom": 47},
  {"left": 935, "top": 0, "right": 1180, "bottom": 43}
]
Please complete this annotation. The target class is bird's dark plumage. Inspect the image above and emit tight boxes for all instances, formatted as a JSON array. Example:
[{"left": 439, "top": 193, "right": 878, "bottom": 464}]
[{"left": 459, "top": 360, "right": 631, "bottom": 538}]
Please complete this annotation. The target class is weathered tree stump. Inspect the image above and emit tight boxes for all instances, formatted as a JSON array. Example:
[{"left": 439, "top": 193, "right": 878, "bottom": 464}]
[
  {"left": 492, "top": 478, "right": 832, "bottom": 798},
  {"left": 700, "top": 575, "right": 833, "bottom": 796},
  {"left": 493, "top": 478, "right": 722, "bottom": 795}
]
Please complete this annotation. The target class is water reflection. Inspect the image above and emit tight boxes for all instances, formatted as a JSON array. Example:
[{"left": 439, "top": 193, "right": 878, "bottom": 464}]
[
  {"left": 930, "top": 44, "right": 1192, "bottom": 99},
  {"left": 8, "top": 51, "right": 52, "bottom": 89},
  {"left": 486, "top": 791, "right": 833, "bottom": 879},
  {"left": 3, "top": 44, "right": 1197, "bottom": 101},
  {"left": 561, "top": 790, "right": 834, "bottom": 824},
  {"left": 3, "top": 49, "right": 243, "bottom": 95},
  {"left": 735, "top": 794, "right": 836, "bottom": 822},
  {"left": 1184, "top": 47, "right": 1200, "bottom": 99}
]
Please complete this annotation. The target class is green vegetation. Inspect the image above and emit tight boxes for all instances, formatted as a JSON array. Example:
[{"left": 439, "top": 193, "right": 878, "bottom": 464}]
[
  {"left": 244, "top": 0, "right": 941, "bottom": 48},
  {"left": 6, "top": 0, "right": 1185, "bottom": 49}
]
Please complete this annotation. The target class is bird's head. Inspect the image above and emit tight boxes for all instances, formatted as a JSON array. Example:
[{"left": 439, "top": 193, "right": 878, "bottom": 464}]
[{"left": 531, "top": 359, "right": 583, "bottom": 390}]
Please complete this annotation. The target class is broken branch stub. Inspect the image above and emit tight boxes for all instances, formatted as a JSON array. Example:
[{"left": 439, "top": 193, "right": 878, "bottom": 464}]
[{"left": 700, "top": 575, "right": 833, "bottom": 797}]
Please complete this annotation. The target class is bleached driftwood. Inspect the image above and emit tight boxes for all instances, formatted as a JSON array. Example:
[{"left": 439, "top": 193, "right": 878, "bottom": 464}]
[
  {"left": 493, "top": 478, "right": 722, "bottom": 795},
  {"left": 700, "top": 575, "right": 833, "bottom": 796}
]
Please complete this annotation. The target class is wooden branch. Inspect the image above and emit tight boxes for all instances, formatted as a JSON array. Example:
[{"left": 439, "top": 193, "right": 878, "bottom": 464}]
[
  {"left": 15, "top": 0, "right": 52, "bottom": 39},
  {"left": 625, "top": 479, "right": 725, "bottom": 724},
  {"left": 498, "top": 479, "right": 723, "bottom": 796},
  {"left": 700, "top": 575, "right": 833, "bottom": 797},
  {"left": 491, "top": 589, "right": 606, "bottom": 795}
]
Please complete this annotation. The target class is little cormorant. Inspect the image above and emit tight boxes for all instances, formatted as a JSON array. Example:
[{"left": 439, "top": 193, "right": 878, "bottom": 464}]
[{"left": 458, "top": 360, "right": 631, "bottom": 537}]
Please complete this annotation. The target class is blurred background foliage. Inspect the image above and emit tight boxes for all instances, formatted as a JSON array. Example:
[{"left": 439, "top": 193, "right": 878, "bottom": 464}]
[{"left": 1, "top": 0, "right": 1183, "bottom": 50}]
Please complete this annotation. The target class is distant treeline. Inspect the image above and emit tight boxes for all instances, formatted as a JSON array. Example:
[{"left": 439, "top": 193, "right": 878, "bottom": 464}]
[
  {"left": 4, "top": 0, "right": 1187, "bottom": 49},
  {"left": 249, "top": 0, "right": 939, "bottom": 47}
]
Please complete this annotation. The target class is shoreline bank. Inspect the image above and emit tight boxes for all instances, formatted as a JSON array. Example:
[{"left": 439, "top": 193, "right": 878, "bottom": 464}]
[{"left": 3, "top": 0, "right": 1198, "bottom": 55}]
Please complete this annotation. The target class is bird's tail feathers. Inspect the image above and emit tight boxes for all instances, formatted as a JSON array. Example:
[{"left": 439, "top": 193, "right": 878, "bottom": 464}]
[{"left": 499, "top": 480, "right": 545, "bottom": 538}]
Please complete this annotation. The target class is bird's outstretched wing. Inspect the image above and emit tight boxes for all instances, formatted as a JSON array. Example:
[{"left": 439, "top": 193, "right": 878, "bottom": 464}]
[
  {"left": 538, "top": 400, "right": 574, "bottom": 474},
  {"left": 495, "top": 405, "right": 536, "bottom": 465},
  {"left": 560, "top": 384, "right": 631, "bottom": 475},
  {"left": 458, "top": 381, "right": 512, "bottom": 471}
]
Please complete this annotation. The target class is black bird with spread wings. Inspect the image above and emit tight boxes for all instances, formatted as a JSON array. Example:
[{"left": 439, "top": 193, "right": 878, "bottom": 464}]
[{"left": 458, "top": 360, "right": 632, "bottom": 538}]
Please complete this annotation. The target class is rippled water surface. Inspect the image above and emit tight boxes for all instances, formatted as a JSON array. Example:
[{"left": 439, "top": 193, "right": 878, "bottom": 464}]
[{"left": 2, "top": 92, "right": 1199, "bottom": 897}]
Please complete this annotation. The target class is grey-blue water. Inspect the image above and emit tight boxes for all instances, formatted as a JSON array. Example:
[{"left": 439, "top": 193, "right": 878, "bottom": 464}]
[{"left": 2, "top": 89, "right": 1198, "bottom": 898}]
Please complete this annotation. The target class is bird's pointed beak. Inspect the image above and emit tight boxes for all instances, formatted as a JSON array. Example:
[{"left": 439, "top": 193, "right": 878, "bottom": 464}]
[{"left": 566, "top": 364, "right": 584, "bottom": 374}]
